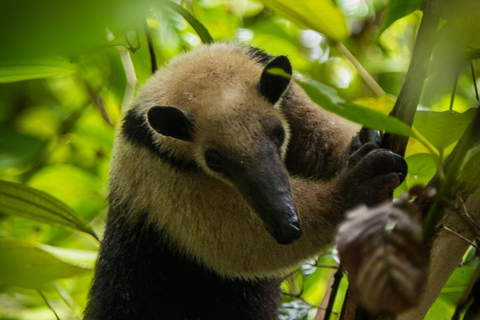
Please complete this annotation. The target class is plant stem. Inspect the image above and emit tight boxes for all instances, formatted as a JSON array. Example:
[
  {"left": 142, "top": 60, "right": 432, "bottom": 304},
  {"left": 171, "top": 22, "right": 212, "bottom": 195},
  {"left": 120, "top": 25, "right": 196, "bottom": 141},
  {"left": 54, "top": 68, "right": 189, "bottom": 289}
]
[
  {"left": 335, "top": 43, "right": 385, "bottom": 97},
  {"left": 324, "top": 265, "right": 344, "bottom": 320},
  {"left": 39, "top": 290, "right": 61, "bottom": 320},
  {"left": 471, "top": 60, "right": 479, "bottom": 101}
]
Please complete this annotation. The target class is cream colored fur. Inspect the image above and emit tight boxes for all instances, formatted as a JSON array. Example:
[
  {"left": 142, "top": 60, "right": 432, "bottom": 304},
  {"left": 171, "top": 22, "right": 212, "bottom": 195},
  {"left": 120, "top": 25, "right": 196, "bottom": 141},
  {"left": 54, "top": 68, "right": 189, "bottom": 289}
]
[{"left": 111, "top": 43, "right": 358, "bottom": 279}]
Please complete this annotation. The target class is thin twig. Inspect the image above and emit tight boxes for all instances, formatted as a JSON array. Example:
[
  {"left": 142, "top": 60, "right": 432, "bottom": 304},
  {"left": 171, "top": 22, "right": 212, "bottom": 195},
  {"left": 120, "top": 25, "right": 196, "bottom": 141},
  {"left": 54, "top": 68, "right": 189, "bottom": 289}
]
[
  {"left": 324, "top": 264, "right": 344, "bottom": 320},
  {"left": 144, "top": 20, "right": 157, "bottom": 74},
  {"left": 53, "top": 283, "right": 73, "bottom": 309},
  {"left": 83, "top": 80, "right": 113, "bottom": 127},
  {"left": 458, "top": 196, "right": 480, "bottom": 232},
  {"left": 450, "top": 74, "right": 459, "bottom": 111},
  {"left": 310, "top": 263, "right": 339, "bottom": 269},
  {"left": 471, "top": 60, "right": 479, "bottom": 101},
  {"left": 335, "top": 42, "right": 385, "bottom": 97},
  {"left": 38, "top": 290, "right": 61, "bottom": 320},
  {"left": 442, "top": 225, "right": 480, "bottom": 250}
]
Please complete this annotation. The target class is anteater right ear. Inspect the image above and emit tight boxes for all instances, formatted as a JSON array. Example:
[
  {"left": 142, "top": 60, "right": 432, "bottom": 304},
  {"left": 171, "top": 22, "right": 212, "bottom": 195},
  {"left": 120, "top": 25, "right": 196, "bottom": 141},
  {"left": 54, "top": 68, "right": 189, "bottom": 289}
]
[{"left": 147, "top": 106, "right": 194, "bottom": 142}]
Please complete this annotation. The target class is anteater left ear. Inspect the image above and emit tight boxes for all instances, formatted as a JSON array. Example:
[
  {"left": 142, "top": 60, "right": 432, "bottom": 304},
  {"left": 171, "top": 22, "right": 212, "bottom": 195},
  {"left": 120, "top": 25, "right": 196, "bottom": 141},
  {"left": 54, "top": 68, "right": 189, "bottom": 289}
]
[
  {"left": 147, "top": 106, "right": 194, "bottom": 141},
  {"left": 259, "top": 55, "right": 293, "bottom": 105}
]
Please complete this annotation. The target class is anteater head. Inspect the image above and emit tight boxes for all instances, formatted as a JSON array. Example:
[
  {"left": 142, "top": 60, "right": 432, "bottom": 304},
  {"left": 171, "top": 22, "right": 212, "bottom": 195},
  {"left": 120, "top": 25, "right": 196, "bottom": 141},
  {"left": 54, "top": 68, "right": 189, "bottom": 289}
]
[{"left": 145, "top": 49, "right": 301, "bottom": 245}]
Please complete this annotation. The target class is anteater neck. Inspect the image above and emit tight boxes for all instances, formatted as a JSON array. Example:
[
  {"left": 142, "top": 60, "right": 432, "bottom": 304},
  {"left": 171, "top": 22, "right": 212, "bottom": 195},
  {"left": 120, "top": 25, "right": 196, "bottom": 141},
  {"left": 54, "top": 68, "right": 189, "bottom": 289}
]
[{"left": 84, "top": 202, "right": 281, "bottom": 320}]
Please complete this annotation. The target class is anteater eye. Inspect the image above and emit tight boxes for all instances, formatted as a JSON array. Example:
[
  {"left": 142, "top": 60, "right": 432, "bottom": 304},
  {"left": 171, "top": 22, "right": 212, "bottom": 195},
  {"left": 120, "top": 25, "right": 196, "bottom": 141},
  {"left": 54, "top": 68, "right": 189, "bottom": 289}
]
[
  {"left": 271, "top": 125, "right": 286, "bottom": 147},
  {"left": 205, "top": 149, "right": 223, "bottom": 172}
]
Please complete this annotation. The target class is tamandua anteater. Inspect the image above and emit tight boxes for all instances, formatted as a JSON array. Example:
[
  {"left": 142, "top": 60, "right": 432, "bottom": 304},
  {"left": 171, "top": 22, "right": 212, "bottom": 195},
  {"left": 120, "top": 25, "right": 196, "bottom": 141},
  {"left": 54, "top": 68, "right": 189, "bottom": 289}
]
[{"left": 84, "top": 42, "right": 407, "bottom": 320}]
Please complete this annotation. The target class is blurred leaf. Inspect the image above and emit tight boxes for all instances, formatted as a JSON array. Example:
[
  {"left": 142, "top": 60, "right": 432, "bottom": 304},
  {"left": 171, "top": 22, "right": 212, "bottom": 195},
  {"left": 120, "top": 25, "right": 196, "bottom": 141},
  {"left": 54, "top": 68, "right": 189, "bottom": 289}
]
[
  {"left": 0, "top": 180, "right": 98, "bottom": 240},
  {"left": 166, "top": 2, "right": 214, "bottom": 44},
  {"left": 261, "top": 0, "right": 349, "bottom": 42},
  {"left": 0, "top": 129, "right": 45, "bottom": 168},
  {"left": 0, "top": 58, "right": 75, "bottom": 83},
  {"left": 405, "top": 153, "right": 438, "bottom": 189},
  {"left": 0, "top": 0, "right": 154, "bottom": 62},
  {"left": 377, "top": 0, "right": 422, "bottom": 38},
  {"left": 298, "top": 79, "right": 415, "bottom": 137},
  {"left": 352, "top": 95, "right": 395, "bottom": 115},
  {"left": 336, "top": 197, "right": 428, "bottom": 315},
  {"left": 192, "top": 1, "right": 240, "bottom": 40},
  {"left": 0, "top": 238, "right": 94, "bottom": 289},
  {"left": 441, "top": 264, "right": 478, "bottom": 296},
  {"left": 413, "top": 109, "right": 477, "bottom": 152},
  {"left": 302, "top": 266, "right": 334, "bottom": 305},
  {"left": 250, "top": 34, "right": 311, "bottom": 70},
  {"left": 28, "top": 164, "right": 106, "bottom": 220}
]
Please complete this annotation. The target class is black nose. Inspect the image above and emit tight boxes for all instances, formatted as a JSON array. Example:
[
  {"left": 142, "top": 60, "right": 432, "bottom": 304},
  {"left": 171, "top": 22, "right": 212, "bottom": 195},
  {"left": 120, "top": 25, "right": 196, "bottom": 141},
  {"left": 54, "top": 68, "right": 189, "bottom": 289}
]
[{"left": 268, "top": 219, "right": 302, "bottom": 245}]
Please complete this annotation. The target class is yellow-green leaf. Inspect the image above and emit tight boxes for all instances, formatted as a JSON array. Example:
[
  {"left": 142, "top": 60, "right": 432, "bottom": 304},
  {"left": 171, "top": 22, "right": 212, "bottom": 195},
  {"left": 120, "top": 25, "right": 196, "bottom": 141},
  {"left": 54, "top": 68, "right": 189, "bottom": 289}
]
[
  {"left": 261, "top": 0, "right": 349, "bottom": 42},
  {"left": 0, "top": 239, "right": 96, "bottom": 289},
  {"left": 298, "top": 79, "right": 415, "bottom": 137}
]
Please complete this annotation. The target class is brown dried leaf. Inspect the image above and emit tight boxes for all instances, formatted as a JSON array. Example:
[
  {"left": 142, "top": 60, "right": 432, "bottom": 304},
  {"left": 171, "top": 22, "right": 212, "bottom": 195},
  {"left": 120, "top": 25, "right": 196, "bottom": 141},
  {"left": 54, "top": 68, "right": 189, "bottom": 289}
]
[{"left": 335, "top": 194, "right": 429, "bottom": 315}]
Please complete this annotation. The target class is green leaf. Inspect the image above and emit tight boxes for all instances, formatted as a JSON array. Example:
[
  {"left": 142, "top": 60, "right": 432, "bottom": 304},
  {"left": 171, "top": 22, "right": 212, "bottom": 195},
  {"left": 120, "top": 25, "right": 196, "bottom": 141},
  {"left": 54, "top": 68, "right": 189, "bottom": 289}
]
[
  {"left": 0, "top": 129, "right": 45, "bottom": 167},
  {"left": 297, "top": 79, "right": 415, "bottom": 137},
  {"left": 0, "top": 239, "right": 95, "bottom": 289},
  {"left": 405, "top": 153, "right": 438, "bottom": 189},
  {"left": 377, "top": 0, "right": 422, "bottom": 38},
  {"left": 413, "top": 109, "right": 477, "bottom": 152},
  {"left": 0, "top": 58, "right": 75, "bottom": 83},
  {"left": 261, "top": 0, "right": 349, "bottom": 42},
  {"left": 166, "top": 2, "right": 214, "bottom": 44},
  {"left": 0, "top": 180, "right": 98, "bottom": 240}
]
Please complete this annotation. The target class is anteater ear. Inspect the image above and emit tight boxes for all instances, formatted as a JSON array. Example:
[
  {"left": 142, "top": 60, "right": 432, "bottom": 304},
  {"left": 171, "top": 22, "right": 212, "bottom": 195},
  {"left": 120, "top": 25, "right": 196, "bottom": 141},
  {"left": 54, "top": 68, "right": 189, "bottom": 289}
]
[
  {"left": 259, "top": 55, "right": 293, "bottom": 105},
  {"left": 147, "top": 106, "right": 194, "bottom": 141}
]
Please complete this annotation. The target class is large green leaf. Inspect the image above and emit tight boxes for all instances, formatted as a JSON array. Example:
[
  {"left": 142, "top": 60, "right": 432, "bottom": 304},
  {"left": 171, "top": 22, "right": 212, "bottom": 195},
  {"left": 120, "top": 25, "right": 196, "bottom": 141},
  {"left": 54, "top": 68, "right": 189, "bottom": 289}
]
[
  {"left": 0, "top": 58, "right": 76, "bottom": 83},
  {"left": 377, "top": 0, "right": 422, "bottom": 38},
  {"left": 0, "top": 239, "right": 96, "bottom": 289},
  {"left": 298, "top": 79, "right": 415, "bottom": 137},
  {"left": 261, "top": 0, "right": 349, "bottom": 42},
  {"left": 0, "top": 180, "right": 98, "bottom": 240},
  {"left": 413, "top": 109, "right": 477, "bottom": 152}
]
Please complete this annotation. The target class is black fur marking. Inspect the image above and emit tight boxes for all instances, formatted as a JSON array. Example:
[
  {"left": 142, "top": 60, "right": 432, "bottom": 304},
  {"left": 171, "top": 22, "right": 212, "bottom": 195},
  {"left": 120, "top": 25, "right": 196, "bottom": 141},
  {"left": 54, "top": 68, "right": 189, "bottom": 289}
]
[
  {"left": 259, "top": 56, "right": 293, "bottom": 105},
  {"left": 246, "top": 46, "right": 273, "bottom": 65},
  {"left": 85, "top": 200, "right": 282, "bottom": 320},
  {"left": 122, "top": 109, "right": 199, "bottom": 172}
]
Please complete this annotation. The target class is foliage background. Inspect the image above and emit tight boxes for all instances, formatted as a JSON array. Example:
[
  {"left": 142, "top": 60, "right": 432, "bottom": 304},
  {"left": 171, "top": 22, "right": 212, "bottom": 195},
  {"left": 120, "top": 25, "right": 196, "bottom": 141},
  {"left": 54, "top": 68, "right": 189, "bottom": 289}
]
[{"left": 0, "top": 0, "right": 478, "bottom": 319}]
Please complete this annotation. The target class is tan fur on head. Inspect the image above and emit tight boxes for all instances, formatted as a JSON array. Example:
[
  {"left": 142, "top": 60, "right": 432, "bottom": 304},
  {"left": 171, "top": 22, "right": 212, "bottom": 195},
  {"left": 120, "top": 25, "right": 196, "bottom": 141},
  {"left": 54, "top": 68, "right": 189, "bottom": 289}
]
[{"left": 111, "top": 43, "right": 354, "bottom": 279}]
